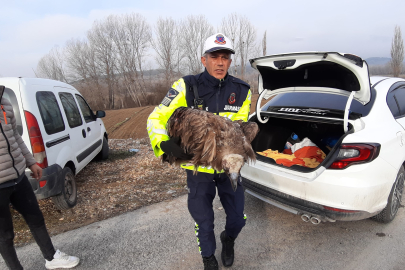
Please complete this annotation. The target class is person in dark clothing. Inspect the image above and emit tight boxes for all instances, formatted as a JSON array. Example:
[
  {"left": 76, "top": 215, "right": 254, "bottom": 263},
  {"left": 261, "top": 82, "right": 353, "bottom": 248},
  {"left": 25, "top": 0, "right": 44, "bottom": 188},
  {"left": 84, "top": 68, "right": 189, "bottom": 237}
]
[
  {"left": 147, "top": 33, "right": 252, "bottom": 269},
  {"left": 0, "top": 86, "right": 80, "bottom": 270}
]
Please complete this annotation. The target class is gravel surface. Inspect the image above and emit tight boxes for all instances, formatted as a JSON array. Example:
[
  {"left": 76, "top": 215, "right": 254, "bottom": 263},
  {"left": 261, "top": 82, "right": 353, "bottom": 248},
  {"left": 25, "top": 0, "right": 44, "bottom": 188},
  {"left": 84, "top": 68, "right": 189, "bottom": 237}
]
[{"left": 11, "top": 138, "right": 187, "bottom": 246}]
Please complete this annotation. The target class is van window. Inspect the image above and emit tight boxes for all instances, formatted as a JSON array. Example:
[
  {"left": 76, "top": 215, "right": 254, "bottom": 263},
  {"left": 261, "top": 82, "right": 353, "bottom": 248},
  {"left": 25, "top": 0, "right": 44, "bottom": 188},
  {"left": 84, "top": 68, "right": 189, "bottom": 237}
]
[
  {"left": 36, "top": 92, "right": 65, "bottom": 134},
  {"left": 75, "top": 95, "right": 95, "bottom": 123},
  {"left": 59, "top": 93, "right": 83, "bottom": 128},
  {"left": 3, "top": 88, "right": 23, "bottom": 135}
]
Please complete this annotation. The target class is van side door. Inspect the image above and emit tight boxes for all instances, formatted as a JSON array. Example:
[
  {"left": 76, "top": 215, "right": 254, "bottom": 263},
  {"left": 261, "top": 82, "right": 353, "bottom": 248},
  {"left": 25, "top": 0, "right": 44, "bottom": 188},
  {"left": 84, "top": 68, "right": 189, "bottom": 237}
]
[
  {"left": 75, "top": 94, "right": 103, "bottom": 158},
  {"left": 58, "top": 92, "right": 98, "bottom": 172}
]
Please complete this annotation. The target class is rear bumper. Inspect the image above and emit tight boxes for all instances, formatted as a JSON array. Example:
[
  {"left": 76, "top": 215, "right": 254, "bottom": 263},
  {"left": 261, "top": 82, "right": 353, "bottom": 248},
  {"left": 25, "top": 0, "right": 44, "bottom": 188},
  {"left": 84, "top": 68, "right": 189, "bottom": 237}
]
[
  {"left": 242, "top": 177, "right": 374, "bottom": 222},
  {"left": 241, "top": 157, "right": 396, "bottom": 215},
  {"left": 25, "top": 164, "right": 64, "bottom": 200}
]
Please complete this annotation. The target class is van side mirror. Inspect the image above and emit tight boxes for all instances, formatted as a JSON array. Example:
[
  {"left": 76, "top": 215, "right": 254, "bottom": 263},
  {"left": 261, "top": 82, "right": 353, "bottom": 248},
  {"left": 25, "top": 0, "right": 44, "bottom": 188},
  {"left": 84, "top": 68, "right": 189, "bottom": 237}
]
[{"left": 96, "top": 110, "right": 106, "bottom": 118}]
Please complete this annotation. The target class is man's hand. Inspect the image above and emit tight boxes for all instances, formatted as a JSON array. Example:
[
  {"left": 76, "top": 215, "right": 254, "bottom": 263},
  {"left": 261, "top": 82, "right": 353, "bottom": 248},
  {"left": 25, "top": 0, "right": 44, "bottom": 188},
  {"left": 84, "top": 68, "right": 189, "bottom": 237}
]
[
  {"left": 29, "top": 164, "right": 43, "bottom": 180},
  {"left": 160, "top": 137, "right": 193, "bottom": 160}
]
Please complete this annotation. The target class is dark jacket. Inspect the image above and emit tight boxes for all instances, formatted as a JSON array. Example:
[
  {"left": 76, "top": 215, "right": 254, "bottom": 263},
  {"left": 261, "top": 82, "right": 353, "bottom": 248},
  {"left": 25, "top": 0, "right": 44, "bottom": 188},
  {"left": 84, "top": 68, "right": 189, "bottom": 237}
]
[{"left": 183, "top": 69, "right": 251, "bottom": 114}]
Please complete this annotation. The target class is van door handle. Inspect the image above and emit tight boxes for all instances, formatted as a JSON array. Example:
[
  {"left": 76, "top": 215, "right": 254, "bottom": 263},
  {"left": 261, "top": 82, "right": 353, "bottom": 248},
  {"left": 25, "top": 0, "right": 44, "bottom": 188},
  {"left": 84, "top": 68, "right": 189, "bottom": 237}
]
[
  {"left": 87, "top": 127, "right": 91, "bottom": 132},
  {"left": 82, "top": 129, "right": 86, "bottom": 138}
]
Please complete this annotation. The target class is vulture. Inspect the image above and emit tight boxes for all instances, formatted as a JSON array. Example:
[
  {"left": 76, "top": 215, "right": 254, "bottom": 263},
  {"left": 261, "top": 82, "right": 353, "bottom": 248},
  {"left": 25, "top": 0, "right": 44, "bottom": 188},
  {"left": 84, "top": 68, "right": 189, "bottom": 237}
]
[{"left": 165, "top": 107, "right": 259, "bottom": 191}]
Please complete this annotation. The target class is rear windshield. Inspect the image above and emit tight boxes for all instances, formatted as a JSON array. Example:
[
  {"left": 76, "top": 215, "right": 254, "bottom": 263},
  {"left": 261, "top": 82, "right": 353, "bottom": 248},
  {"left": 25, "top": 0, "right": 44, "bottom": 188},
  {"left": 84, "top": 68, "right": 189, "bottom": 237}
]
[
  {"left": 36, "top": 91, "right": 65, "bottom": 134},
  {"left": 262, "top": 91, "right": 374, "bottom": 117}
]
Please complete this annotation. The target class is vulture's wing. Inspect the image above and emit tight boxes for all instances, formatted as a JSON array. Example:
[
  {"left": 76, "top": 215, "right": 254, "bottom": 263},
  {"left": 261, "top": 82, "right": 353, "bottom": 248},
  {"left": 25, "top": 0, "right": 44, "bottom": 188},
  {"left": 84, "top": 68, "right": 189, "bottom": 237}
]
[
  {"left": 237, "top": 121, "right": 260, "bottom": 143},
  {"left": 166, "top": 107, "right": 217, "bottom": 167}
]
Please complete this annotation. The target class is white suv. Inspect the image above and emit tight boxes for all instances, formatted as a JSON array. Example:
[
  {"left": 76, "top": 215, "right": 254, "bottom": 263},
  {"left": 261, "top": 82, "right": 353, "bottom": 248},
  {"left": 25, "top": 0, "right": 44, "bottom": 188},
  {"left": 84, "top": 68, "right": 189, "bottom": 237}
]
[{"left": 0, "top": 77, "right": 108, "bottom": 210}]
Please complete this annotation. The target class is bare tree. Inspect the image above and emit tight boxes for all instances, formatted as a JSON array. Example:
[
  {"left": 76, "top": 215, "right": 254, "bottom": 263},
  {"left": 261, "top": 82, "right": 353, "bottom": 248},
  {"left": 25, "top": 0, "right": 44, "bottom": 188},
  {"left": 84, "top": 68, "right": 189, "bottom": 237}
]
[
  {"left": 220, "top": 13, "right": 257, "bottom": 80},
  {"left": 174, "top": 23, "right": 186, "bottom": 78},
  {"left": 220, "top": 13, "right": 240, "bottom": 77},
  {"left": 87, "top": 20, "right": 120, "bottom": 109},
  {"left": 106, "top": 13, "right": 152, "bottom": 107},
  {"left": 390, "top": 25, "right": 404, "bottom": 77},
  {"left": 35, "top": 12, "right": 264, "bottom": 109},
  {"left": 369, "top": 63, "right": 392, "bottom": 76},
  {"left": 152, "top": 17, "right": 181, "bottom": 85},
  {"left": 238, "top": 16, "right": 257, "bottom": 80},
  {"left": 36, "top": 46, "right": 69, "bottom": 83},
  {"left": 180, "top": 15, "right": 214, "bottom": 75},
  {"left": 65, "top": 38, "right": 91, "bottom": 82},
  {"left": 64, "top": 38, "right": 110, "bottom": 109},
  {"left": 262, "top": 31, "right": 267, "bottom": 56}
]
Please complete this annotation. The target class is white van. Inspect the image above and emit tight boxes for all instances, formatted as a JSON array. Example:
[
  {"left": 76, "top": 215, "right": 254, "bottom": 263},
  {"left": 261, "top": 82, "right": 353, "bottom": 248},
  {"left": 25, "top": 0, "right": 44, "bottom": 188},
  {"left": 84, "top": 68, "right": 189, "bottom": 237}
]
[{"left": 0, "top": 77, "right": 108, "bottom": 210}]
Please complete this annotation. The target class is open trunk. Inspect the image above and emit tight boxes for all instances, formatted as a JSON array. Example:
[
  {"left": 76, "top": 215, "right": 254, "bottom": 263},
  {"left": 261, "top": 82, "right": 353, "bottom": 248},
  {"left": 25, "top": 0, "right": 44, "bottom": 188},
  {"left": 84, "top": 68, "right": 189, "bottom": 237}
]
[
  {"left": 249, "top": 113, "right": 352, "bottom": 172},
  {"left": 247, "top": 52, "right": 373, "bottom": 172}
]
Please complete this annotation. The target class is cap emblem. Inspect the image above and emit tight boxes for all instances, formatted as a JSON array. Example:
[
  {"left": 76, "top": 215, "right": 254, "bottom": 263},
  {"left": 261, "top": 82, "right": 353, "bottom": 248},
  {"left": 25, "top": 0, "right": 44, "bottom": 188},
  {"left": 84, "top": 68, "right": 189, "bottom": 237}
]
[{"left": 214, "top": 34, "right": 226, "bottom": 45}]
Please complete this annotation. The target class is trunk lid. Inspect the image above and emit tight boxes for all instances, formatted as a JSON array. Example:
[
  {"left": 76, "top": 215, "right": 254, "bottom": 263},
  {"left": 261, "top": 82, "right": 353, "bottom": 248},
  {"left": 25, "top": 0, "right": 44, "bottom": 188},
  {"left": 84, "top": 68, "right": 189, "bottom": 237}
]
[{"left": 250, "top": 52, "right": 371, "bottom": 105}]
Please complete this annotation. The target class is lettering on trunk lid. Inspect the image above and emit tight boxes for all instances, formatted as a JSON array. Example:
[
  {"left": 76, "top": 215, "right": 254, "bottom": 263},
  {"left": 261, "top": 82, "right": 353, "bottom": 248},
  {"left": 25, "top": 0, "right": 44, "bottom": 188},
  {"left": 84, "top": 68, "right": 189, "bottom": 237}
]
[{"left": 278, "top": 108, "right": 330, "bottom": 115}]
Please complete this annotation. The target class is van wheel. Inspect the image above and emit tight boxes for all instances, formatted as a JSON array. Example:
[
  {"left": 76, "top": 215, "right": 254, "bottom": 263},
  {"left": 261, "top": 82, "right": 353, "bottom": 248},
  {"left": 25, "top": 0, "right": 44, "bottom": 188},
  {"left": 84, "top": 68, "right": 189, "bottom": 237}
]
[
  {"left": 52, "top": 167, "right": 77, "bottom": 210},
  {"left": 96, "top": 137, "right": 109, "bottom": 160},
  {"left": 372, "top": 166, "right": 404, "bottom": 223}
]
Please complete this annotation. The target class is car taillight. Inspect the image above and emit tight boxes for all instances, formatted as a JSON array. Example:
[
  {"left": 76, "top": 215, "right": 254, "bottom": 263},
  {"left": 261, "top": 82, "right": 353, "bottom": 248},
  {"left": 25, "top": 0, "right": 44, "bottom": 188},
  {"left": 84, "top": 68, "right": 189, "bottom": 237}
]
[
  {"left": 24, "top": 111, "right": 48, "bottom": 168},
  {"left": 329, "top": 144, "right": 380, "bottom": 169},
  {"left": 39, "top": 180, "right": 47, "bottom": 188}
]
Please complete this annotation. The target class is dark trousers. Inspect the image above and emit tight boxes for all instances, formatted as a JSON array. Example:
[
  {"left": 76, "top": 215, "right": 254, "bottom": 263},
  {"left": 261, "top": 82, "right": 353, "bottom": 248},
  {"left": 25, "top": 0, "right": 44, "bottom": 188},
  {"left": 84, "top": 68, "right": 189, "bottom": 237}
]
[
  {"left": 0, "top": 175, "right": 55, "bottom": 270},
  {"left": 186, "top": 170, "right": 246, "bottom": 257}
]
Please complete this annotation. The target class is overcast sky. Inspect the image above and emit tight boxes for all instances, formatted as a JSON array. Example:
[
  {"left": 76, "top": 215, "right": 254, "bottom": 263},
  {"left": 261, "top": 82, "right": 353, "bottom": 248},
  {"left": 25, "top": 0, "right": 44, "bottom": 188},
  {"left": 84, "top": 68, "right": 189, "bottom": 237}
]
[{"left": 1, "top": 0, "right": 404, "bottom": 77}]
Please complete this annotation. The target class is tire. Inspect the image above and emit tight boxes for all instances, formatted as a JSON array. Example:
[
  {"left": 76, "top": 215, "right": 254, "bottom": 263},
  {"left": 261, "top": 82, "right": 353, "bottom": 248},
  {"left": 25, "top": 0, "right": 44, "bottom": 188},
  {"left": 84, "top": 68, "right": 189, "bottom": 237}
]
[
  {"left": 96, "top": 137, "right": 109, "bottom": 160},
  {"left": 372, "top": 166, "right": 405, "bottom": 223},
  {"left": 52, "top": 167, "right": 77, "bottom": 210}
]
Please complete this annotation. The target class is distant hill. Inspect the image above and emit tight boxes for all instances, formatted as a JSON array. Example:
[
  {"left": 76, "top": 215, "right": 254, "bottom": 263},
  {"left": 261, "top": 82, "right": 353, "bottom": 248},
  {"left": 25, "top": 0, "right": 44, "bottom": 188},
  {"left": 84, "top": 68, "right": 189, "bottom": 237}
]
[{"left": 365, "top": 57, "right": 391, "bottom": 66}]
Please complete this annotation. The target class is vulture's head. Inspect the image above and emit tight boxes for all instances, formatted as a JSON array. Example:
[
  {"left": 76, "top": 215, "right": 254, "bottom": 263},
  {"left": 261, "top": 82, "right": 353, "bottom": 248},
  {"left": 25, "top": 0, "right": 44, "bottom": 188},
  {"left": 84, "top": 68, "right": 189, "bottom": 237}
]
[{"left": 222, "top": 154, "right": 245, "bottom": 192}]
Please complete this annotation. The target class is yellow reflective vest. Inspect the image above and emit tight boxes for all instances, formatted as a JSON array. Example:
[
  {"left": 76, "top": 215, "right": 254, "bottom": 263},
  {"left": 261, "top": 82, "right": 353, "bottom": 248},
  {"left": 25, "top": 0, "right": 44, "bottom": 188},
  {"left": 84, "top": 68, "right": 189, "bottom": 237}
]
[{"left": 147, "top": 70, "right": 251, "bottom": 174}]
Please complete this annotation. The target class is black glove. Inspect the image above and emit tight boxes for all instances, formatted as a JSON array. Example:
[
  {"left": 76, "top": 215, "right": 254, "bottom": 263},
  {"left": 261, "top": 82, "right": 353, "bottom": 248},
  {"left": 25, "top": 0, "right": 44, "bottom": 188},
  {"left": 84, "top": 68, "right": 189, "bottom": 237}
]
[{"left": 160, "top": 137, "right": 193, "bottom": 160}]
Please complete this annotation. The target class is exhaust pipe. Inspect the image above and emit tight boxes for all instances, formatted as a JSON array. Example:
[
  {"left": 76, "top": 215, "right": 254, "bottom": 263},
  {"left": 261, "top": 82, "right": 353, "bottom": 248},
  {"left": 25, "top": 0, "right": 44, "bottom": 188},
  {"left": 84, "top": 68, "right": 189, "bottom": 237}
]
[
  {"left": 301, "top": 214, "right": 322, "bottom": 224},
  {"left": 310, "top": 216, "right": 321, "bottom": 225},
  {"left": 301, "top": 214, "right": 310, "bottom": 222}
]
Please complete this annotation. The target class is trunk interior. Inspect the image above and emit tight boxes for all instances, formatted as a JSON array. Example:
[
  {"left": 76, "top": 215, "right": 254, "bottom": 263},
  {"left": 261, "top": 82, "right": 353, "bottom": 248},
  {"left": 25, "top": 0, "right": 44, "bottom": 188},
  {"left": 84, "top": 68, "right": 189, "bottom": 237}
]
[{"left": 250, "top": 114, "right": 350, "bottom": 172}]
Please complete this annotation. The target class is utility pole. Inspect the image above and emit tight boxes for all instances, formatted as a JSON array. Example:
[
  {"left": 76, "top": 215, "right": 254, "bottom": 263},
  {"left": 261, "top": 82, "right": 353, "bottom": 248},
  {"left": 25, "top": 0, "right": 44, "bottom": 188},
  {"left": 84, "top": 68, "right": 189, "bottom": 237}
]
[{"left": 262, "top": 31, "right": 267, "bottom": 56}]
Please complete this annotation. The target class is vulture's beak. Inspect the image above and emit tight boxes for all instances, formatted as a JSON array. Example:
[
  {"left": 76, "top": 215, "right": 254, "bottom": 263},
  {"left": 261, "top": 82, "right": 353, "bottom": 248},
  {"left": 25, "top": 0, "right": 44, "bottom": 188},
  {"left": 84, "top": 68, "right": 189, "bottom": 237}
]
[
  {"left": 227, "top": 173, "right": 239, "bottom": 192},
  {"left": 222, "top": 154, "right": 244, "bottom": 192}
]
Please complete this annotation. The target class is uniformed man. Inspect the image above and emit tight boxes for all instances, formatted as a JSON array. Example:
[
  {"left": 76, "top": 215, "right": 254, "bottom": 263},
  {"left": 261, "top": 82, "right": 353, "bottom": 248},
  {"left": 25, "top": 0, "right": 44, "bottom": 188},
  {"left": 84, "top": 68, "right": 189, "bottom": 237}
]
[{"left": 147, "top": 33, "right": 251, "bottom": 270}]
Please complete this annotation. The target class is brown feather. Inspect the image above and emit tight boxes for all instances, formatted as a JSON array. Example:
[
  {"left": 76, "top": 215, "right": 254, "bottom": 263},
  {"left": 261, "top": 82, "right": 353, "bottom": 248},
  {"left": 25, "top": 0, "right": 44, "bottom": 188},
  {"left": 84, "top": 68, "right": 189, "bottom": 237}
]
[
  {"left": 236, "top": 120, "right": 260, "bottom": 143},
  {"left": 164, "top": 107, "right": 259, "bottom": 175}
]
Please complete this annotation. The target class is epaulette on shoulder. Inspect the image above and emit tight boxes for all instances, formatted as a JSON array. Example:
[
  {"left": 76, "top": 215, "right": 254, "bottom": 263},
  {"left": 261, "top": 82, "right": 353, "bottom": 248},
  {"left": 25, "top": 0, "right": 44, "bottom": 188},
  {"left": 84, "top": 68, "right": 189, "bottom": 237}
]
[
  {"left": 231, "top": 76, "right": 250, "bottom": 88},
  {"left": 183, "top": 74, "right": 202, "bottom": 91}
]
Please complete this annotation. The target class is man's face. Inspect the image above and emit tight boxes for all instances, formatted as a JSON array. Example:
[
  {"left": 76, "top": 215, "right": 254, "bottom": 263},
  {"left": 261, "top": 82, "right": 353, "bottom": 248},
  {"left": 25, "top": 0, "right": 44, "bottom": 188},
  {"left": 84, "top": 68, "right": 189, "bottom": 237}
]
[{"left": 201, "top": 50, "right": 232, "bottom": 80}]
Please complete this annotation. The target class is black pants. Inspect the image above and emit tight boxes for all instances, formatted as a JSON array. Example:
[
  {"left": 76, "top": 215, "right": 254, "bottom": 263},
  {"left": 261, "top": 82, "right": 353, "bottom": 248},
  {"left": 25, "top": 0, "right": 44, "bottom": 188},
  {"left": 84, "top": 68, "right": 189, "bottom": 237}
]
[
  {"left": 186, "top": 170, "right": 246, "bottom": 257},
  {"left": 0, "top": 175, "right": 55, "bottom": 270}
]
